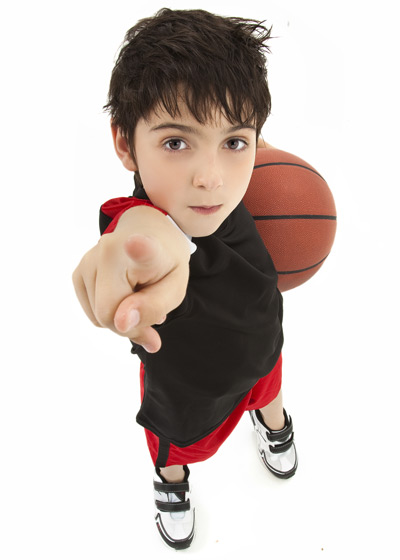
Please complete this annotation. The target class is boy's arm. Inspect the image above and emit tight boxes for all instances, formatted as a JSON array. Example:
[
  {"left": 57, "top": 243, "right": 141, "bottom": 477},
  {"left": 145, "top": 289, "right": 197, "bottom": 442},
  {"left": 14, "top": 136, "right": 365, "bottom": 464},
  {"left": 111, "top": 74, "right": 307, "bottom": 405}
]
[{"left": 72, "top": 205, "right": 191, "bottom": 353}]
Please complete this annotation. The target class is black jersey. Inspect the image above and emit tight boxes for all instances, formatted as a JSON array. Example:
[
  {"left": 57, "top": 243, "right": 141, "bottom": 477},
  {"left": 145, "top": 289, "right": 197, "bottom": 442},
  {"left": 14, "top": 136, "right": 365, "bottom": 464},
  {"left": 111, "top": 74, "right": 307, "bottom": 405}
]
[{"left": 100, "top": 187, "right": 283, "bottom": 447}]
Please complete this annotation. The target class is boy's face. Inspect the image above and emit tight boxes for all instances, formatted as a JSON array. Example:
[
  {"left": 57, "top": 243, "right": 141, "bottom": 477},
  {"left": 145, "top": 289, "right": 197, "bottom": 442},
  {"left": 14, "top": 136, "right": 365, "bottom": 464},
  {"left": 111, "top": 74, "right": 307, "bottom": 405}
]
[{"left": 116, "top": 99, "right": 257, "bottom": 237}]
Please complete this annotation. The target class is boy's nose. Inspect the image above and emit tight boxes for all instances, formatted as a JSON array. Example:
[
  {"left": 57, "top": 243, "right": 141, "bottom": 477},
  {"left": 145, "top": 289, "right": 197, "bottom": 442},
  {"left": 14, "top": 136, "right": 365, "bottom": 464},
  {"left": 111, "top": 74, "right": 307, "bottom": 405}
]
[{"left": 192, "top": 159, "right": 223, "bottom": 191}]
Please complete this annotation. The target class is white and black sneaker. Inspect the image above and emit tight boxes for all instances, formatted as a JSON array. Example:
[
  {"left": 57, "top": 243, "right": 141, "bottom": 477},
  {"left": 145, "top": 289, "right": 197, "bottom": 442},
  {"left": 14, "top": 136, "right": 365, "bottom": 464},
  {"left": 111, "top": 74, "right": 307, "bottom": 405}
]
[
  {"left": 249, "top": 408, "right": 298, "bottom": 479},
  {"left": 153, "top": 465, "right": 195, "bottom": 550}
]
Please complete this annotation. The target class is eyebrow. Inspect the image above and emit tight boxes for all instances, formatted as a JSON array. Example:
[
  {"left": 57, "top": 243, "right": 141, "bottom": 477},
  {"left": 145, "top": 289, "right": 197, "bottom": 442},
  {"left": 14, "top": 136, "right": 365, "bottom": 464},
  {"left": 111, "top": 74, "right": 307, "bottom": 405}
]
[{"left": 150, "top": 123, "right": 256, "bottom": 135}]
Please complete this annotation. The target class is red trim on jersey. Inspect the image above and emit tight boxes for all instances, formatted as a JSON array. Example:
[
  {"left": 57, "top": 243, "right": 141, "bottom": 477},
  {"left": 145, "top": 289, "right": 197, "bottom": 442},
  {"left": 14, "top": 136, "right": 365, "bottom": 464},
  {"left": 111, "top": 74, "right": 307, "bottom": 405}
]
[{"left": 101, "top": 197, "right": 167, "bottom": 234}]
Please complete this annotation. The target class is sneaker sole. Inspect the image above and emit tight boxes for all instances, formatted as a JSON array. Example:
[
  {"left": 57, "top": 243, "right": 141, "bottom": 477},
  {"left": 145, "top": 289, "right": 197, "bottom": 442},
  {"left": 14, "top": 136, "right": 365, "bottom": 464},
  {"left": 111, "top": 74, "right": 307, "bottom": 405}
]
[
  {"left": 258, "top": 444, "right": 298, "bottom": 479},
  {"left": 155, "top": 511, "right": 195, "bottom": 550}
]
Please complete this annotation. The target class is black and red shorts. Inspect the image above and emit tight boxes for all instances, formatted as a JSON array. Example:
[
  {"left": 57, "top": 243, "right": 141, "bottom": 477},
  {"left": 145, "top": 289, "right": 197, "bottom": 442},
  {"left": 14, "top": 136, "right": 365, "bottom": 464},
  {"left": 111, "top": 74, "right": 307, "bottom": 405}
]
[{"left": 139, "top": 354, "right": 282, "bottom": 467}]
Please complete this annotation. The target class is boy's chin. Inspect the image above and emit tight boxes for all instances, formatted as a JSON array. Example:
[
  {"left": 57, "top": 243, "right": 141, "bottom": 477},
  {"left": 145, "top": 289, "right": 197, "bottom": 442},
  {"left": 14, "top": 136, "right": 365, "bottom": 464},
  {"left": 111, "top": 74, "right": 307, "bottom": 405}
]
[
  {"left": 176, "top": 210, "right": 230, "bottom": 238},
  {"left": 185, "top": 222, "right": 224, "bottom": 238}
]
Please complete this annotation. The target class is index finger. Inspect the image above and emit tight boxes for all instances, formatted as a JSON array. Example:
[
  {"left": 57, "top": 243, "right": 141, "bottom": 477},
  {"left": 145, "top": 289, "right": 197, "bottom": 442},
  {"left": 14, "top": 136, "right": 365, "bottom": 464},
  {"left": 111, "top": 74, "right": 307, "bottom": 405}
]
[
  {"left": 124, "top": 234, "right": 174, "bottom": 287},
  {"left": 94, "top": 233, "right": 174, "bottom": 331},
  {"left": 113, "top": 261, "right": 188, "bottom": 334}
]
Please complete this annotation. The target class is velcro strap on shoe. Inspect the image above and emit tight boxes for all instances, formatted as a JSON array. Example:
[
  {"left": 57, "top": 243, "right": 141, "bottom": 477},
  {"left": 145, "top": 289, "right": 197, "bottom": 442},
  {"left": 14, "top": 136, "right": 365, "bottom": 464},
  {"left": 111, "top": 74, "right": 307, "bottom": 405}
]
[
  {"left": 153, "top": 481, "right": 190, "bottom": 493},
  {"left": 155, "top": 499, "right": 191, "bottom": 513},
  {"left": 269, "top": 433, "right": 294, "bottom": 454},
  {"left": 267, "top": 416, "right": 293, "bottom": 442}
]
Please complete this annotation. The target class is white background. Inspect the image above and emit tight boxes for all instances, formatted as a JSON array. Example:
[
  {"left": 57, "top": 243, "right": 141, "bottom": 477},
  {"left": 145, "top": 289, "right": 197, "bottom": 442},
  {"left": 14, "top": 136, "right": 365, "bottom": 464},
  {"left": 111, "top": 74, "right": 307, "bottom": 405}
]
[{"left": 1, "top": 1, "right": 399, "bottom": 558}]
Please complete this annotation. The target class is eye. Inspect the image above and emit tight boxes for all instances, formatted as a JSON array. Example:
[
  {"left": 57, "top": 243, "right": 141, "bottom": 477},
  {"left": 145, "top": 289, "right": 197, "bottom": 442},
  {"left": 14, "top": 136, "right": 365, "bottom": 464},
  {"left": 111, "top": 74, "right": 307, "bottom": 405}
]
[
  {"left": 225, "top": 138, "right": 248, "bottom": 151},
  {"left": 163, "top": 138, "right": 188, "bottom": 151}
]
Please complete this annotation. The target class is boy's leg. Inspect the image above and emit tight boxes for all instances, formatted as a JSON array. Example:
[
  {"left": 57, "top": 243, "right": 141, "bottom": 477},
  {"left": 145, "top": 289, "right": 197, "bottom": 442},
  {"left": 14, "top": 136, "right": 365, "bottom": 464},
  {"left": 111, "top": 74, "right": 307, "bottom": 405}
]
[
  {"left": 159, "top": 465, "right": 186, "bottom": 483},
  {"left": 258, "top": 389, "right": 285, "bottom": 430}
]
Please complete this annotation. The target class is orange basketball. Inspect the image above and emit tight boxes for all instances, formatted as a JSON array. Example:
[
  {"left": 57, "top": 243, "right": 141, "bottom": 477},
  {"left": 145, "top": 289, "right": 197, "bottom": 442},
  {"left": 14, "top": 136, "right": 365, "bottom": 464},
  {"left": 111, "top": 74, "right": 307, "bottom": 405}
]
[{"left": 243, "top": 147, "right": 337, "bottom": 292}]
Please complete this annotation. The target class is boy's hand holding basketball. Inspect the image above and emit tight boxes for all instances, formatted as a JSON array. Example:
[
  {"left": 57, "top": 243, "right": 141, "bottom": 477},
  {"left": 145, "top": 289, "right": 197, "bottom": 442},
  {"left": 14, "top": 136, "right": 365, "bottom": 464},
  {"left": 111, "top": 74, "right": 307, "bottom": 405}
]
[{"left": 72, "top": 206, "right": 191, "bottom": 353}]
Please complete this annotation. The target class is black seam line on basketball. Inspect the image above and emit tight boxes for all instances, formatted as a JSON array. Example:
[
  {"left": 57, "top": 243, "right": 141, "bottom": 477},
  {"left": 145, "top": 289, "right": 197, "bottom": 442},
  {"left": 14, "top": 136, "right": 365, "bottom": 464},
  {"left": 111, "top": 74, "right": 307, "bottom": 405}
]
[
  {"left": 277, "top": 255, "right": 328, "bottom": 275},
  {"left": 253, "top": 215, "right": 336, "bottom": 220},
  {"left": 253, "top": 161, "right": 325, "bottom": 181}
]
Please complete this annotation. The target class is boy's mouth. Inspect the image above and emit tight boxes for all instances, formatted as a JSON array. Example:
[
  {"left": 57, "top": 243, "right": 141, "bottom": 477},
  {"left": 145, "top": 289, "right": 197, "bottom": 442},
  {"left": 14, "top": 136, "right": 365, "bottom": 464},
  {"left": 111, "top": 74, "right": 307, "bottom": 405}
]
[{"left": 189, "top": 205, "right": 222, "bottom": 215}]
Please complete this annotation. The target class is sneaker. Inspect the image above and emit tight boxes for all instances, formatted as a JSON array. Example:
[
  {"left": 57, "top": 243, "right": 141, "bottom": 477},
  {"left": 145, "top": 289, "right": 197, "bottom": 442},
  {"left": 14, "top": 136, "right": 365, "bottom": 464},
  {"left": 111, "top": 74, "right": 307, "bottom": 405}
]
[
  {"left": 153, "top": 465, "right": 195, "bottom": 550},
  {"left": 249, "top": 408, "right": 298, "bottom": 479}
]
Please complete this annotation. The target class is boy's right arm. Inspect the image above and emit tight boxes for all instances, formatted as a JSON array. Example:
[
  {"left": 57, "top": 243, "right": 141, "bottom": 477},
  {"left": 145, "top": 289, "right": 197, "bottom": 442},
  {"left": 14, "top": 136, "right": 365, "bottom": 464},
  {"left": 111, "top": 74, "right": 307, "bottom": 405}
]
[{"left": 72, "top": 205, "right": 191, "bottom": 353}]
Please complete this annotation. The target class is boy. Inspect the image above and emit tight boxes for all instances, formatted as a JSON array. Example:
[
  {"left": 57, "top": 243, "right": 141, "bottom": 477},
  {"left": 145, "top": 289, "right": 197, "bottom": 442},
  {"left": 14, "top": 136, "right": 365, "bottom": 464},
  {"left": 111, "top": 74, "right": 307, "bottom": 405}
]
[{"left": 73, "top": 8, "right": 297, "bottom": 550}]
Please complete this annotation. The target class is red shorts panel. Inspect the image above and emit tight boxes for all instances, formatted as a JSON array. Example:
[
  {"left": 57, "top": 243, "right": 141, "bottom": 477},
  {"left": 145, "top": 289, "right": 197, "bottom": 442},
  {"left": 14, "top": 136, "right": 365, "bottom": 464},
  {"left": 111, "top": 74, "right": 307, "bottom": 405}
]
[{"left": 139, "top": 354, "right": 282, "bottom": 467}]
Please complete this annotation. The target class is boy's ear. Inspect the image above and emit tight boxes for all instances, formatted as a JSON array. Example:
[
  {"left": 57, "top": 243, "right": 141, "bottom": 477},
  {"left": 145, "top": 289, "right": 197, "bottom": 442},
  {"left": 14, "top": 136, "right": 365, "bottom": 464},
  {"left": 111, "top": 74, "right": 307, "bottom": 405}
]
[{"left": 111, "top": 124, "right": 138, "bottom": 172}]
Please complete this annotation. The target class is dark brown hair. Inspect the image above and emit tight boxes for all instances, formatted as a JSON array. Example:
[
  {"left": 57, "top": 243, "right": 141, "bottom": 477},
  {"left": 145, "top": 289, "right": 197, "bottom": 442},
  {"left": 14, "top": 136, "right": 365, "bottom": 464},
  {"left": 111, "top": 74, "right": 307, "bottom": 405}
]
[{"left": 104, "top": 8, "right": 272, "bottom": 156}]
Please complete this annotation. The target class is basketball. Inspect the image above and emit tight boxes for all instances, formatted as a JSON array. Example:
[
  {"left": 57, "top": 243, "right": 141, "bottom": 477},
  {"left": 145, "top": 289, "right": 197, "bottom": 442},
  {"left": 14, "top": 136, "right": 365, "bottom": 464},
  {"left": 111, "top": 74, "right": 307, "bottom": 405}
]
[{"left": 243, "top": 147, "right": 336, "bottom": 292}]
